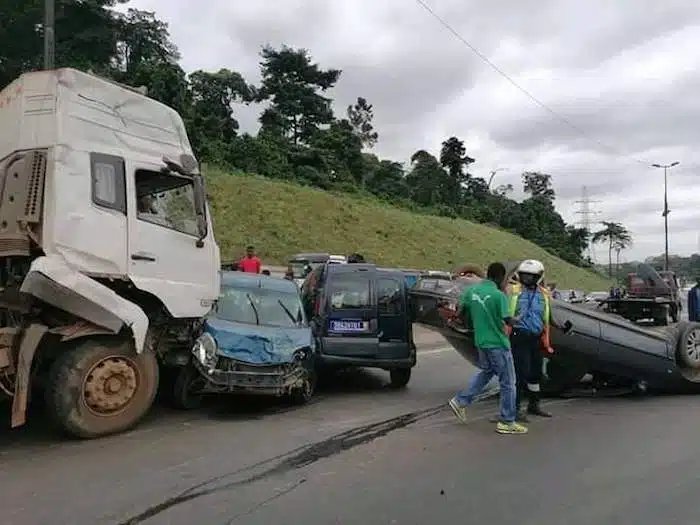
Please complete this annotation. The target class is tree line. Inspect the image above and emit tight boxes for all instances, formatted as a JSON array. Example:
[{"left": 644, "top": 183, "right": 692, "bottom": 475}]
[{"left": 2, "top": 1, "right": 602, "bottom": 267}]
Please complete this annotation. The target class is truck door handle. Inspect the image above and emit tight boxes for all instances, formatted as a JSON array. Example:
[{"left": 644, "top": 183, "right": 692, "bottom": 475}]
[{"left": 131, "top": 253, "right": 156, "bottom": 262}]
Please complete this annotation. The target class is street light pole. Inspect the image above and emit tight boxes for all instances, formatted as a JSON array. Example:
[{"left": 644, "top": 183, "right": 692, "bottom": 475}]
[
  {"left": 652, "top": 161, "right": 680, "bottom": 271},
  {"left": 44, "top": 0, "right": 55, "bottom": 70}
]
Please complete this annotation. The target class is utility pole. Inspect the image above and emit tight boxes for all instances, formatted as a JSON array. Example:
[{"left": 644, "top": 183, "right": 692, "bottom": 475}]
[
  {"left": 44, "top": 0, "right": 55, "bottom": 70},
  {"left": 574, "top": 185, "right": 601, "bottom": 262},
  {"left": 652, "top": 162, "right": 680, "bottom": 271}
]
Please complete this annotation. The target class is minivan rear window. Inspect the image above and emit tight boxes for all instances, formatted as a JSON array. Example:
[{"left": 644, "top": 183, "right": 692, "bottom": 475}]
[{"left": 328, "top": 273, "right": 371, "bottom": 309}]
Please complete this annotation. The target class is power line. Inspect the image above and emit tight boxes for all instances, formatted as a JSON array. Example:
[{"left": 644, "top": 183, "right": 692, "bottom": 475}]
[{"left": 413, "top": 0, "right": 651, "bottom": 167}]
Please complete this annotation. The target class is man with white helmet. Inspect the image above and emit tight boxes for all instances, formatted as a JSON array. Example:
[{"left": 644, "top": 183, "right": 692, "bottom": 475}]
[{"left": 509, "top": 259, "right": 554, "bottom": 420}]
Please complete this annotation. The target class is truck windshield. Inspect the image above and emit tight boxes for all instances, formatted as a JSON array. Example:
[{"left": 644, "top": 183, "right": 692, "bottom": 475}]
[{"left": 215, "top": 287, "right": 305, "bottom": 328}]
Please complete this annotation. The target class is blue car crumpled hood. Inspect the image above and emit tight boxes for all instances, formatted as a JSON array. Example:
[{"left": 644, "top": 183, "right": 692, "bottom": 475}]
[{"left": 203, "top": 318, "right": 313, "bottom": 365}]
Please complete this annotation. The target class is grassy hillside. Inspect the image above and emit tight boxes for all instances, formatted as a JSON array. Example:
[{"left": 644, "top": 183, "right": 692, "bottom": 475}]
[{"left": 206, "top": 168, "right": 610, "bottom": 291}]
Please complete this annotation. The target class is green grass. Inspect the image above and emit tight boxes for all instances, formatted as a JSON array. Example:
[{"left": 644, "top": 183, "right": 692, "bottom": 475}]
[{"left": 206, "top": 168, "right": 610, "bottom": 291}]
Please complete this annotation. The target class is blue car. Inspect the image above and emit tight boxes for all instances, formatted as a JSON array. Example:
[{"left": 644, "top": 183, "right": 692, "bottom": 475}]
[{"left": 174, "top": 272, "right": 316, "bottom": 408}]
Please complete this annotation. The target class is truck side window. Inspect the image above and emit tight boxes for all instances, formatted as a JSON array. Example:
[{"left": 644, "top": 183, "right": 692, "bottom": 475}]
[
  {"left": 90, "top": 153, "right": 126, "bottom": 213},
  {"left": 377, "top": 278, "right": 402, "bottom": 315},
  {"left": 135, "top": 169, "right": 198, "bottom": 236}
]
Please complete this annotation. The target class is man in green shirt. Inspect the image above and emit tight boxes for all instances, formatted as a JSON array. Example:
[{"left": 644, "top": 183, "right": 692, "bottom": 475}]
[{"left": 448, "top": 262, "right": 528, "bottom": 434}]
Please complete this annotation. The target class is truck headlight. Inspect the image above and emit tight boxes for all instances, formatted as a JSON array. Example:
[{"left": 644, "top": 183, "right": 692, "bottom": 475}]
[{"left": 192, "top": 333, "right": 218, "bottom": 368}]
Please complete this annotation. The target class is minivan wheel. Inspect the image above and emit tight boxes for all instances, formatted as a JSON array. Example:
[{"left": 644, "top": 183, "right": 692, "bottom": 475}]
[{"left": 389, "top": 368, "right": 411, "bottom": 388}]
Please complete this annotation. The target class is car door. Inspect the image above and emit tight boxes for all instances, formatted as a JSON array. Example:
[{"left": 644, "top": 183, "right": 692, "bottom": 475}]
[
  {"left": 321, "top": 266, "right": 379, "bottom": 357},
  {"left": 377, "top": 273, "right": 410, "bottom": 359},
  {"left": 126, "top": 164, "right": 218, "bottom": 318},
  {"left": 596, "top": 319, "right": 673, "bottom": 381}
]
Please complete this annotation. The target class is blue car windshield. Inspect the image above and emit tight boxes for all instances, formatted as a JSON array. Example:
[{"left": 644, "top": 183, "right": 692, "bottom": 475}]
[{"left": 215, "top": 287, "right": 306, "bottom": 328}]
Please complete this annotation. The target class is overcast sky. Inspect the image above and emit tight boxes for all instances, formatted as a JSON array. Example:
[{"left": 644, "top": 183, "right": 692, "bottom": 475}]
[{"left": 124, "top": 0, "right": 700, "bottom": 262}]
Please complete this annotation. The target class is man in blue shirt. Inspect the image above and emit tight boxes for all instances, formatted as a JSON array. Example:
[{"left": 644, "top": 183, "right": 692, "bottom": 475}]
[
  {"left": 688, "top": 277, "right": 700, "bottom": 322},
  {"left": 509, "top": 259, "right": 553, "bottom": 421}
]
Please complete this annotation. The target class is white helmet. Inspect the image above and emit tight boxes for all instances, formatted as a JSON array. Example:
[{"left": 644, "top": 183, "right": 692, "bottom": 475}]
[{"left": 517, "top": 259, "right": 545, "bottom": 285}]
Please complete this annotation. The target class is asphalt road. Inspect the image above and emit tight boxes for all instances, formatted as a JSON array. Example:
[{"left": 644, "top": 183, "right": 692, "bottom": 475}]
[{"left": 1, "top": 327, "right": 698, "bottom": 525}]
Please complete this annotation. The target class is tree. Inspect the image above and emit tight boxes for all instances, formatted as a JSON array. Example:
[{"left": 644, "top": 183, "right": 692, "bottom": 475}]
[
  {"left": 347, "top": 97, "right": 378, "bottom": 148},
  {"left": 522, "top": 171, "right": 555, "bottom": 201},
  {"left": 1, "top": 0, "right": 127, "bottom": 89},
  {"left": 257, "top": 46, "right": 341, "bottom": 145},
  {"left": 592, "top": 222, "right": 632, "bottom": 278},
  {"left": 613, "top": 238, "right": 632, "bottom": 280},
  {"left": 405, "top": 150, "right": 450, "bottom": 208},
  {"left": 114, "top": 8, "right": 179, "bottom": 75},
  {"left": 439, "top": 137, "right": 474, "bottom": 206},
  {"left": 186, "top": 69, "right": 255, "bottom": 160}
]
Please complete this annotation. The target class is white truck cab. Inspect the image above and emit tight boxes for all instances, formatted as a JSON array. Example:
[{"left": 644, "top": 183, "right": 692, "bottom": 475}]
[{"left": 0, "top": 69, "right": 220, "bottom": 437}]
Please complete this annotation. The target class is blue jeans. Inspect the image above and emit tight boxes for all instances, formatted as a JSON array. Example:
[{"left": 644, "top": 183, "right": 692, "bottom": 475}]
[{"left": 454, "top": 348, "right": 517, "bottom": 423}]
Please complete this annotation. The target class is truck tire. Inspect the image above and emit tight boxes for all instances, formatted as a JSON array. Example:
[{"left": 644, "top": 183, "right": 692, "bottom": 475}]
[
  {"left": 389, "top": 368, "right": 411, "bottom": 388},
  {"left": 676, "top": 322, "right": 700, "bottom": 370},
  {"left": 45, "top": 338, "right": 158, "bottom": 438}
]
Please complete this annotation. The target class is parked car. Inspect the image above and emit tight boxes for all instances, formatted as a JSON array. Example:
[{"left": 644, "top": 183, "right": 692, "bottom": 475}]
[
  {"left": 174, "top": 272, "right": 316, "bottom": 408},
  {"left": 585, "top": 291, "right": 609, "bottom": 304},
  {"left": 287, "top": 252, "right": 332, "bottom": 287},
  {"left": 409, "top": 266, "right": 700, "bottom": 394},
  {"left": 301, "top": 263, "right": 416, "bottom": 387}
]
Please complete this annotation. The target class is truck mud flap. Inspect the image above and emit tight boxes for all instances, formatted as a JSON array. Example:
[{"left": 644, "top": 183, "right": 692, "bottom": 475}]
[{"left": 11, "top": 323, "right": 47, "bottom": 428}]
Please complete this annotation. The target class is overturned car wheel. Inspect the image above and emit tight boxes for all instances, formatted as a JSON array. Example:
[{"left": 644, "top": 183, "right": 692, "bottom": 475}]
[
  {"left": 676, "top": 322, "right": 700, "bottom": 370},
  {"left": 45, "top": 338, "right": 158, "bottom": 439}
]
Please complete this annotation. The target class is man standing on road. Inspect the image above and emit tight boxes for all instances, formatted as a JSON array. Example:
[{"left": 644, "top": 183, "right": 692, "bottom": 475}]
[
  {"left": 448, "top": 262, "right": 527, "bottom": 435},
  {"left": 239, "top": 245, "right": 262, "bottom": 274},
  {"left": 509, "top": 260, "right": 553, "bottom": 421},
  {"left": 688, "top": 277, "right": 700, "bottom": 322}
]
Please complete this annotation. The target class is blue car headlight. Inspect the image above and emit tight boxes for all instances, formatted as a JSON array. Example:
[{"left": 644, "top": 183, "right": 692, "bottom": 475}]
[
  {"left": 293, "top": 348, "right": 309, "bottom": 362},
  {"left": 192, "top": 332, "right": 218, "bottom": 368}
]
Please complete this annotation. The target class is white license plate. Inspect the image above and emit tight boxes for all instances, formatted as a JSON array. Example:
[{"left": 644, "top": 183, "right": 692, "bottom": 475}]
[{"left": 330, "top": 320, "right": 366, "bottom": 332}]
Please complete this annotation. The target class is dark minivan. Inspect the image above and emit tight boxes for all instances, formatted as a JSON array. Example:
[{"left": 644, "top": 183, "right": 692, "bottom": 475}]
[{"left": 301, "top": 263, "right": 416, "bottom": 387}]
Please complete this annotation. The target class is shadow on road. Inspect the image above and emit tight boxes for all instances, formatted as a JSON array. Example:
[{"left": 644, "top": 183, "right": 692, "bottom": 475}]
[{"left": 0, "top": 366, "right": 397, "bottom": 444}]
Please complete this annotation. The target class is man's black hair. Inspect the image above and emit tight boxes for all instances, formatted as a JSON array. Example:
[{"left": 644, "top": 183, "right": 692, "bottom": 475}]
[
  {"left": 246, "top": 245, "right": 254, "bottom": 251},
  {"left": 486, "top": 262, "right": 506, "bottom": 283}
]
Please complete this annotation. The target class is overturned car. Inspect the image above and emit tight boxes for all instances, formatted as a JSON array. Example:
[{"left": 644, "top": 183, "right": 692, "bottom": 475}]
[
  {"left": 409, "top": 268, "right": 700, "bottom": 394},
  {"left": 173, "top": 272, "right": 316, "bottom": 408}
]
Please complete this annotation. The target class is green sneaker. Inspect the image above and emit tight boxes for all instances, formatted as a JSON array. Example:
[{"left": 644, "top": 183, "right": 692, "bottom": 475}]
[
  {"left": 496, "top": 421, "right": 528, "bottom": 434},
  {"left": 449, "top": 397, "right": 468, "bottom": 424}
]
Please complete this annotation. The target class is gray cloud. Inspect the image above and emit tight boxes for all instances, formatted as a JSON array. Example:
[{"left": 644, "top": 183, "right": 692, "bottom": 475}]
[{"left": 125, "top": 0, "right": 700, "bottom": 260}]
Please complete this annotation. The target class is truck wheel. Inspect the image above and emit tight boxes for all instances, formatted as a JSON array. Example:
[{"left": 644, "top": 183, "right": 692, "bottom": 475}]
[
  {"left": 45, "top": 338, "right": 158, "bottom": 438},
  {"left": 389, "top": 368, "right": 411, "bottom": 388},
  {"left": 676, "top": 322, "right": 700, "bottom": 370},
  {"left": 172, "top": 364, "right": 205, "bottom": 410}
]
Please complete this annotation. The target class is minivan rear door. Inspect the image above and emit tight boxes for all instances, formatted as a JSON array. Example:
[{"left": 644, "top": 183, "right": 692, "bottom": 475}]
[
  {"left": 376, "top": 273, "right": 411, "bottom": 359},
  {"left": 322, "top": 266, "right": 378, "bottom": 357}
]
